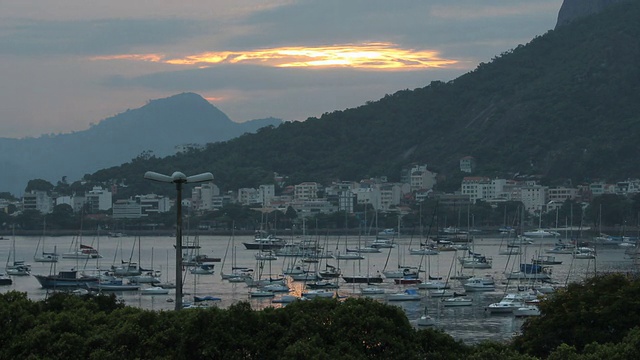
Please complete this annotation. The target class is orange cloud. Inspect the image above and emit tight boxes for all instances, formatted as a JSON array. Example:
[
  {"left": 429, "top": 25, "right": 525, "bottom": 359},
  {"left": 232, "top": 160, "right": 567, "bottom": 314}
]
[{"left": 91, "top": 42, "right": 457, "bottom": 70}]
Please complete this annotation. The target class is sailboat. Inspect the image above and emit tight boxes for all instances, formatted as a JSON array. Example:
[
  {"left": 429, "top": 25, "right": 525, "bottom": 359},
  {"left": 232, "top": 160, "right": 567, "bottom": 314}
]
[
  {"left": 33, "top": 218, "right": 59, "bottom": 262},
  {"left": 417, "top": 306, "right": 436, "bottom": 327},
  {"left": 154, "top": 250, "right": 176, "bottom": 289},
  {"left": 340, "top": 215, "right": 383, "bottom": 284},
  {"left": 5, "top": 226, "right": 31, "bottom": 276}
]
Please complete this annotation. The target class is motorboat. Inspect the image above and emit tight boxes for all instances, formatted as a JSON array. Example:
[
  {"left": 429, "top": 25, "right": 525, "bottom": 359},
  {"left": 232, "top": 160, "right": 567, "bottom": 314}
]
[
  {"left": 242, "top": 231, "right": 286, "bottom": 250},
  {"left": 387, "top": 288, "right": 421, "bottom": 301},
  {"left": 462, "top": 277, "right": 495, "bottom": 292},
  {"left": 513, "top": 305, "right": 541, "bottom": 317},
  {"left": 573, "top": 247, "right": 596, "bottom": 259},
  {"left": 383, "top": 267, "right": 419, "bottom": 279},
  {"left": 129, "top": 271, "right": 162, "bottom": 284},
  {"left": 485, "top": 293, "right": 527, "bottom": 314},
  {"left": 360, "top": 286, "right": 385, "bottom": 295},
  {"left": 111, "top": 262, "right": 143, "bottom": 277},
  {"left": 62, "top": 244, "right": 102, "bottom": 259},
  {"left": 5, "top": 260, "right": 31, "bottom": 276},
  {"left": 369, "top": 238, "right": 395, "bottom": 249},
  {"left": 190, "top": 264, "right": 215, "bottom": 275},
  {"left": 485, "top": 293, "right": 537, "bottom": 314},
  {"left": 0, "top": 273, "right": 13, "bottom": 286},
  {"left": 394, "top": 277, "right": 422, "bottom": 285},
  {"left": 458, "top": 255, "right": 492, "bottom": 269},
  {"left": 505, "top": 264, "right": 552, "bottom": 281},
  {"left": 33, "top": 269, "right": 99, "bottom": 289}
]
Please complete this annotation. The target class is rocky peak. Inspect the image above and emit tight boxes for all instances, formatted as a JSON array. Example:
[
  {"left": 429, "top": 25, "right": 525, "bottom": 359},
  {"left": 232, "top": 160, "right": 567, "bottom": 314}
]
[{"left": 556, "top": 0, "right": 631, "bottom": 28}]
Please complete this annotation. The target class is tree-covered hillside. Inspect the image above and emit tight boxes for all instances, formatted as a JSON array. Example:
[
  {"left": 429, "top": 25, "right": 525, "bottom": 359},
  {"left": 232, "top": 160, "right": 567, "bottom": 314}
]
[{"left": 90, "top": 0, "right": 640, "bottom": 197}]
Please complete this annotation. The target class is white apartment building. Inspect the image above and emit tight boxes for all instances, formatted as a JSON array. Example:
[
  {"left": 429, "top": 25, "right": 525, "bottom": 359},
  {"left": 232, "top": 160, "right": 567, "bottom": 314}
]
[
  {"left": 616, "top": 179, "right": 640, "bottom": 195},
  {"left": 55, "top": 196, "right": 73, "bottom": 209},
  {"left": 294, "top": 182, "right": 319, "bottom": 201},
  {"left": 191, "top": 182, "right": 220, "bottom": 211},
  {"left": 22, "top": 191, "right": 53, "bottom": 214},
  {"left": 459, "top": 156, "right": 476, "bottom": 173},
  {"left": 137, "top": 194, "right": 171, "bottom": 215},
  {"left": 112, "top": 194, "right": 172, "bottom": 219},
  {"left": 85, "top": 186, "right": 112, "bottom": 212},
  {"left": 461, "top": 177, "right": 515, "bottom": 203},
  {"left": 354, "top": 187, "right": 381, "bottom": 210},
  {"left": 515, "top": 183, "right": 548, "bottom": 214},
  {"left": 379, "top": 183, "right": 405, "bottom": 211},
  {"left": 410, "top": 169, "right": 437, "bottom": 192},
  {"left": 238, "top": 188, "right": 260, "bottom": 206},
  {"left": 112, "top": 199, "right": 143, "bottom": 219},
  {"left": 461, "top": 177, "right": 492, "bottom": 203},
  {"left": 548, "top": 187, "right": 578, "bottom": 203},
  {"left": 259, "top": 184, "right": 275, "bottom": 207}
]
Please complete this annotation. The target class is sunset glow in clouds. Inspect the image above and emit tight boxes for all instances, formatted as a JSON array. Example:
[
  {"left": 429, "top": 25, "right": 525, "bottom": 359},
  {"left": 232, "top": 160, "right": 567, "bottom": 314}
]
[
  {"left": 92, "top": 42, "right": 458, "bottom": 70},
  {"left": 1, "top": 0, "right": 564, "bottom": 139}
]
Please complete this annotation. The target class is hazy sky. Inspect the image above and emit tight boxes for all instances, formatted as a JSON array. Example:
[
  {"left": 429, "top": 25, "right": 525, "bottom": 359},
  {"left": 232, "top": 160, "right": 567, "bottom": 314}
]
[{"left": 1, "top": 0, "right": 563, "bottom": 139}]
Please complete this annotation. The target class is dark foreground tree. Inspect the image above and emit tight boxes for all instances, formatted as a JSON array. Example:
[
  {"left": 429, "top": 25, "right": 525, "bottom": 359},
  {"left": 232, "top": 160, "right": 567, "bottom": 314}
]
[{"left": 513, "top": 273, "right": 640, "bottom": 358}]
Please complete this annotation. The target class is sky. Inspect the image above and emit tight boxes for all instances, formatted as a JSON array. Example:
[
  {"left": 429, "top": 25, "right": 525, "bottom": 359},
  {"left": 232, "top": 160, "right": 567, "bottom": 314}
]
[{"left": 0, "top": 0, "right": 563, "bottom": 139}]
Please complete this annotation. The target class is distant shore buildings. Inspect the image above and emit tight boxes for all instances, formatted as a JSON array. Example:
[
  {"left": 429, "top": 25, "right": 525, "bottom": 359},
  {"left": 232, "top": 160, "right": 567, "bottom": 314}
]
[{"left": 6, "top": 164, "right": 640, "bottom": 221}]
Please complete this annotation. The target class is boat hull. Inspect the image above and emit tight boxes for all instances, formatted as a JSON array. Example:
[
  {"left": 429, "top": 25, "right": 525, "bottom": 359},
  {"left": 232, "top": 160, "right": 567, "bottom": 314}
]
[
  {"left": 342, "top": 276, "right": 383, "bottom": 284},
  {"left": 34, "top": 272, "right": 99, "bottom": 289}
]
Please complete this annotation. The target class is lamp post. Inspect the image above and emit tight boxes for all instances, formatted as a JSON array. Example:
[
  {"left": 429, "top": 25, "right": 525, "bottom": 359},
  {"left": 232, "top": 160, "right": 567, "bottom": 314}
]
[{"left": 144, "top": 171, "right": 214, "bottom": 310}]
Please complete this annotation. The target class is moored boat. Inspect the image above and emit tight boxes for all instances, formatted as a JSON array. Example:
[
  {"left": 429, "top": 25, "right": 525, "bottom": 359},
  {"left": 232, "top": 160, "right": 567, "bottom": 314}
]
[
  {"left": 387, "top": 288, "right": 421, "bottom": 301},
  {"left": 140, "top": 286, "right": 170, "bottom": 295},
  {"left": 442, "top": 297, "right": 473, "bottom": 307},
  {"left": 341, "top": 274, "right": 384, "bottom": 284},
  {"left": 33, "top": 269, "right": 99, "bottom": 289}
]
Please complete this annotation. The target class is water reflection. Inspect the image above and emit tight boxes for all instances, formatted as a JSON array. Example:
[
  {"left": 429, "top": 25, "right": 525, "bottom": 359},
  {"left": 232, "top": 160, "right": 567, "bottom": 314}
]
[{"left": 1, "top": 234, "right": 636, "bottom": 343}]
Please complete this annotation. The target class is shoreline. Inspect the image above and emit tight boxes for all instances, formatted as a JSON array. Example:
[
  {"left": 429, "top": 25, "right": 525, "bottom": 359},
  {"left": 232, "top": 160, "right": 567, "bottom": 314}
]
[{"left": 0, "top": 226, "right": 622, "bottom": 238}]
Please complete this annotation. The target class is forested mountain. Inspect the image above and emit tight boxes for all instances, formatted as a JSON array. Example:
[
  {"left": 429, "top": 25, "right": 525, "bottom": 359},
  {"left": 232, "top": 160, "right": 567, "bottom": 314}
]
[
  {"left": 91, "top": 0, "right": 640, "bottom": 197},
  {"left": 556, "top": 0, "right": 630, "bottom": 28},
  {"left": 0, "top": 93, "right": 281, "bottom": 196}
]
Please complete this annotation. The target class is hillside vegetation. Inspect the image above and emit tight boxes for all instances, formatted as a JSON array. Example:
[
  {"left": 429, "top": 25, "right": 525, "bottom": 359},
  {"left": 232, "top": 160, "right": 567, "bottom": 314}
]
[{"left": 90, "top": 0, "right": 640, "bottom": 197}]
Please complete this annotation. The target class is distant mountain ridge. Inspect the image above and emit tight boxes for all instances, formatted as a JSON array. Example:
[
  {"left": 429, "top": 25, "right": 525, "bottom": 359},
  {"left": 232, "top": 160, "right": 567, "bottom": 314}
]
[{"left": 0, "top": 93, "right": 281, "bottom": 196}]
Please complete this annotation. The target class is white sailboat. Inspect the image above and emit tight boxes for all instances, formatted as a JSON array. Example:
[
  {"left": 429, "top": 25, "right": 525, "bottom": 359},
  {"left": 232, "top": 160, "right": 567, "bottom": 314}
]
[
  {"left": 33, "top": 218, "right": 59, "bottom": 263},
  {"left": 5, "top": 226, "right": 31, "bottom": 276}
]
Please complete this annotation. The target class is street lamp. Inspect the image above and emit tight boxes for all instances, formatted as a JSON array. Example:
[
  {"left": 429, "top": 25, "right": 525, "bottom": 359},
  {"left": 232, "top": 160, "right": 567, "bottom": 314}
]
[{"left": 144, "top": 171, "right": 214, "bottom": 310}]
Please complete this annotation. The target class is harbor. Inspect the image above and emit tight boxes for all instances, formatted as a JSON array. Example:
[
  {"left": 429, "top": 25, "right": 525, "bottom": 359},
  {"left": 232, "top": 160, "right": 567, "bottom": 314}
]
[{"left": 1, "top": 232, "right": 637, "bottom": 343}]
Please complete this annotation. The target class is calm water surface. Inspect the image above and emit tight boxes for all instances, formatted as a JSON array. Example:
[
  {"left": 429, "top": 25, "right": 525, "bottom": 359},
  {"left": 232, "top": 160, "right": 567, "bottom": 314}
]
[{"left": 1, "top": 232, "right": 637, "bottom": 344}]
